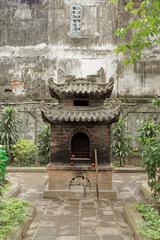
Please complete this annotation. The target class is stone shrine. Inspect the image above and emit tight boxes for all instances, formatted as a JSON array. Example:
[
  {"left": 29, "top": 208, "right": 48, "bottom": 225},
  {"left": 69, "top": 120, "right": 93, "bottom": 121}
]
[{"left": 41, "top": 69, "right": 120, "bottom": 199}]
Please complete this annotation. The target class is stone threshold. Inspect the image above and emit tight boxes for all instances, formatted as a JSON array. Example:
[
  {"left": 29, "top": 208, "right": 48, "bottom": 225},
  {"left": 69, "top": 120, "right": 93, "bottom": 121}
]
[
  {"left": 44, "top": 185, "right": 117, "bottom": 200},
  {"left": 6, "top": 204, "right": 36, "bottom": 240},
  {"left": 124, "top": 203, "right": 147, "bottom": 240},
  {"left": 7, "top": 166, "right": 145, "bottom": 173}
]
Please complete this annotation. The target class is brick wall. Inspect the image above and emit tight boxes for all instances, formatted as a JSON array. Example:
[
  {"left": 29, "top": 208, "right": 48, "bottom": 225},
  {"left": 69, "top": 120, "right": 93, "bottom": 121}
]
[{"left": 51, "top": 123, "right": 111, "bottom": 165}]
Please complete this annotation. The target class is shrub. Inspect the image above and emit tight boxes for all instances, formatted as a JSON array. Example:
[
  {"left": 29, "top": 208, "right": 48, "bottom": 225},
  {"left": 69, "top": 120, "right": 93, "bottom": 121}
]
[
  {"left": 0, "top": 198, "right": 29, "bottom": 240},
  {"left": 111, "top": 118, "right": 132, "bottom": 167},
  {"left": 137, "top": 119, "right": 159, "bottom": 146},
  {"left": 38, "top": 124, "right": 50, "bottom": 165},
  {"left": 12, "top": 139, "right": 37, "bottom": 166},
  {"left": 137, "top": 118, "right": 160, "bottom": 202},
  {"left": 136, "top": 202, "right": 160, "bottom": 240},
  {"left": 142, "top": 137, "right": 160, "bottom": 200},
  {"left": 0, "top": 146, "right": 8, "bottom": 197},
  {"left": 0, "top": 106, "right": 21, "bottom": 161}
]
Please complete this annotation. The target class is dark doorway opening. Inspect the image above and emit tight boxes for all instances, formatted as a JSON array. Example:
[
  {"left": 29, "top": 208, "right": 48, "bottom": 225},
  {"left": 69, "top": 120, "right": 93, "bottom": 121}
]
[
  {"left": 73, "top": 99, "right": 89, "bottom": 106},
  {"left": 71, "top": 132, "right": 90, "bottom": 160}
]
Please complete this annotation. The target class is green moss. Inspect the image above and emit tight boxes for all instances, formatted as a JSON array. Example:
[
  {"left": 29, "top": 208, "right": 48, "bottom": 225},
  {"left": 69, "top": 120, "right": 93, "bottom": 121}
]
[{"left": 0, "top": 198, "right": 29, "bottom": 240}]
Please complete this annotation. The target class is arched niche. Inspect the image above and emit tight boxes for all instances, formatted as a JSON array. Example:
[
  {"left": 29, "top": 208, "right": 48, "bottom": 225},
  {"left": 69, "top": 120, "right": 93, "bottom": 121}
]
[{"left": 70, "top": 132, "right": 90, "bottom": 160}]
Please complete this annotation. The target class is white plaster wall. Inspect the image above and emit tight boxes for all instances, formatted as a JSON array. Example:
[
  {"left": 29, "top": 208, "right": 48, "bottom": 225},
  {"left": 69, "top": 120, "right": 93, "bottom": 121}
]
[{"left": 0, "top": 44, "right": 160, "bottom": 98}]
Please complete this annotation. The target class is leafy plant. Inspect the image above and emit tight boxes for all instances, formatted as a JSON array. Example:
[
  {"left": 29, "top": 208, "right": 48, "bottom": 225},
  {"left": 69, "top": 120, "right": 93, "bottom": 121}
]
[
  {"left": 112, "top": 0, "right": 160, "bottom": 63},
  {"left": 0, "top": 106, "right": 21, "bottom": 161},
  {"left": 153, "top": 97, "right": 160, "bottom": 108},
  {"left": 0, "top": 146, "right": 8, "bottom": 198},
  {"left": 111, "top": 118, "right": 132, "bottom": 167},
  {"left": 137, "top": 119, "right": 159, "bottom": 146},
  {"left": 137, "top": 118, "right": 160, "bottom": 202},
  {"left": 136, "top": 202, "right": 160, "bottom": 240},
  {"left": 0, "top": 198, "right": 29, "bottom": 240},
  {"left": 12, "top": 139, "right": 37, "bottom": 166},
  {"left": 38, "top": 124, "right": 50, "bottom": 165},
  {"left": 142, "top": 137, "right": 160, "bottom": 200}
]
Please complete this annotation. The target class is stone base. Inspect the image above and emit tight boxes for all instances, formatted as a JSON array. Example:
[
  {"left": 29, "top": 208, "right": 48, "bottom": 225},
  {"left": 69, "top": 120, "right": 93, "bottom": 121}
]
[
  {"left": 44, "top": 187, "right": 116, "bottom": 200},
  {"left": 44, "top": 164, "right": 116, "bottom": 200}
]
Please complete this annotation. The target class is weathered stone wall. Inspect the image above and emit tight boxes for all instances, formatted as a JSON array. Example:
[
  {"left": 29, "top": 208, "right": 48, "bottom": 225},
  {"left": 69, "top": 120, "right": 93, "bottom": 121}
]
[
  {"left": 48, "top": 0, "right": 116, "bottom": 46},
  {"left": 0, "top": 102, "right": 43, "bottom": 142},
  {"left": 0, "top": 0, "right": 48, "bottom": 46},
  {"left": 0, "top": 0, "right": 159, "bottom": 145},
  {"left": 0, "top": 0, "right": 159, "bottom": 99},
  {"left": 117, "top": 51, "right": 160, "bottom": 97}
]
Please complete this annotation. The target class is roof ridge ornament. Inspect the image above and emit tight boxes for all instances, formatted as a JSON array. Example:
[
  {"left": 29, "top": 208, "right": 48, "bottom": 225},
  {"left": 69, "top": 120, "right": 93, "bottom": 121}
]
[{"left": 47, "top": 68, "right": 114, "bottom": 99}]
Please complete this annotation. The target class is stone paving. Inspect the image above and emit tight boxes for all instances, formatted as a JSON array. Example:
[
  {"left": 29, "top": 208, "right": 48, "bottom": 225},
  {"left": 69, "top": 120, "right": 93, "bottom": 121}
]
[{"left": 8, "top": 172, "right": 147, "bottom": 240}]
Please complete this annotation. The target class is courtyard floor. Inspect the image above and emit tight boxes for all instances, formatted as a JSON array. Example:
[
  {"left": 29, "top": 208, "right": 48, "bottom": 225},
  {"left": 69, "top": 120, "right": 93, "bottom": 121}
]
[{"left": 8, "top": 172, "right": 147, "bottom": 240}]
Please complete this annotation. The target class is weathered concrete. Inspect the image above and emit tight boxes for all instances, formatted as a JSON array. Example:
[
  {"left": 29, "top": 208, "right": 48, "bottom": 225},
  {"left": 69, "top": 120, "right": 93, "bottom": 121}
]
[{"left": 0, "top": 0, "right": 48, "bottom": 46}]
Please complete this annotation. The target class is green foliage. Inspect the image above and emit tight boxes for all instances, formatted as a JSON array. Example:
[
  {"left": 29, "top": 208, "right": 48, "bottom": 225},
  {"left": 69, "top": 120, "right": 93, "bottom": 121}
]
[
  {"left": 0, "top": 107, "right": 21, "bottom": 160},
  {"left": 0, "top": 198, "right": 29, "bottom": 240},
  {"left": 38, "top": 124, "right": 50, "bottom": 165},
  {"left": 153, "top": 97, "right": 160, "bottom": 108},
  {"left": 136, "top": 202, "right": 160, "bottom": 240},
  {"left": 137, "top": 118, "right": 160, "bottom": 198},
  {"left": 137, "top": 119, "right": 159, "bottom": 145},
  {"left": 113, "top": 0, "right": 160, "bottom": 63},
  {"left": 111, "top": 118, "right": 132, "bottom": 167},
  {"left": 142, "top": 137, "right": 160, "bottom": 198},
  {"left": 0, "top": 146, "right": 8, "bottom": 182},
  {"left": 0, "top": 146, "right": 8, "bottom": 198},
  {"left": 12, "top": 139, "right": 37, "bottom": 166}
]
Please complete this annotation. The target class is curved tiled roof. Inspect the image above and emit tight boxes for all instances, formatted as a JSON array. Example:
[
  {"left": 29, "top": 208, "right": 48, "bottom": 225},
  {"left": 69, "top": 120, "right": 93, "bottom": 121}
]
[
  {"left": 48, "top": 76, "right": 114, "bottom": 99},
  {"left": 41, "top": 100, "right": 120, "bottom": 123}
]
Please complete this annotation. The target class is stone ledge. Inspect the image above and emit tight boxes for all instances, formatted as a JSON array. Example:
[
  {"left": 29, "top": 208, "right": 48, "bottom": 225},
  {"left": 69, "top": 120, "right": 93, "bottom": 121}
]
[
  {"left": 6, "top": 204, "right": 36, "bottom": 240},
  {"left": 3, "top": 179, "right": 21, "bottom": 200},
  {"left": 140, "top": 182, "right": 160, "bottom": 203},
  {"left": 124, "top": 203, "right": 147, "bottom": 240},
  {"left": 47, "top": 164, "right": 113, "bottom": 171},
  {"left": 113, "top": 167, "right": 145, "bottom": 173},
  {"left": 7, "top": 166, "right": 146, "bottom": 173},
  {"left": 7, "top": 167, "right": 47, "bottom": 173}
]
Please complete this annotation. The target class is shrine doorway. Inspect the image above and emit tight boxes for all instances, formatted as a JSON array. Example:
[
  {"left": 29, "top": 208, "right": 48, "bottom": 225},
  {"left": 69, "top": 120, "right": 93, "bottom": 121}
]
[{"left": 71, "top": 132, "right": 90, "bottom": 160}]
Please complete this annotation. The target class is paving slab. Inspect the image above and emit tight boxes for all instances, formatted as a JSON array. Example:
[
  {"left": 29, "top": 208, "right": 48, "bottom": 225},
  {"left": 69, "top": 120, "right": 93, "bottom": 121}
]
[{"left": 8, "top": 172, "right": 147, "bottom": 240}]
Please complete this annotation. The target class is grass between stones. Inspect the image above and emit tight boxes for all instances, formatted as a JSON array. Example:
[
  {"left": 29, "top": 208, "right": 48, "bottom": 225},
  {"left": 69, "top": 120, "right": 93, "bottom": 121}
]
[
  {"left": 135, "top": 202, "right": 160, "bottom": 240},
  {"left": 0, "top": 198, "right": 29, "bottom": 240}
]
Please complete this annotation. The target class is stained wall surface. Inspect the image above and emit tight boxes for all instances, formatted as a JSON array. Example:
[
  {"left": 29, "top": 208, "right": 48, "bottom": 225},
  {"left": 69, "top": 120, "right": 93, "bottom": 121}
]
[{"left": 0, "top": 0, "right": 159, "bottom": 143}]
